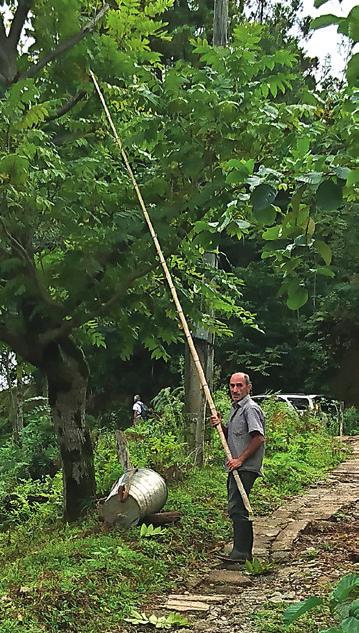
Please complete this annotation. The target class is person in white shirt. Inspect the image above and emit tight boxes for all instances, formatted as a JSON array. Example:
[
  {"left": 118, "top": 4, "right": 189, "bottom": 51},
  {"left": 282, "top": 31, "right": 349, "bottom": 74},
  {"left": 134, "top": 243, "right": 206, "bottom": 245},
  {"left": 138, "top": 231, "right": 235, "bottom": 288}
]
[{"left": 132, "top": 394, "right": 144, "bottom": 425}]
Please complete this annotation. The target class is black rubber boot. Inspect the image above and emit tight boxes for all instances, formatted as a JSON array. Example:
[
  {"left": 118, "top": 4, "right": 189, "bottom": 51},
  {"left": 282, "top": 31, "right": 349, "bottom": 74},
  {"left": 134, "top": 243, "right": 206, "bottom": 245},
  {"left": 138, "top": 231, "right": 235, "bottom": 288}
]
[{"left": 220, "top": 520, "right": 253, "bottom": 563}]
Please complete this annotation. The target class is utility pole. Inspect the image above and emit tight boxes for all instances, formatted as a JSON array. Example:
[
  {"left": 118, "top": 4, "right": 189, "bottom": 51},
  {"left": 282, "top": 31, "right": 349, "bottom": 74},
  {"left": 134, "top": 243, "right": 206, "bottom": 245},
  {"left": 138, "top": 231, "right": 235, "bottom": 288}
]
[
  {"left": 213, "top": 0, "right": 228, "bottom": 47},
  {"left": 184, "top": 2, "right": 228, "bottom": 464}
]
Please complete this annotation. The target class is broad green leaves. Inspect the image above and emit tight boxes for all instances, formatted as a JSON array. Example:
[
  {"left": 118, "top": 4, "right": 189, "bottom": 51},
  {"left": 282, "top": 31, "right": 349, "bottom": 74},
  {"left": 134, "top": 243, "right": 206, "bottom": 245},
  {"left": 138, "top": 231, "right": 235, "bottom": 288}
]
[
  {"left": 331, "top": 574, "right": 359, "bottom": 604},
  {"left": 254, "top": 205, "right": 278, "bottom": 225},
  {"left": 251, "top": 185, "right": 278, "bottom": 225},
  {"left": 311, "top": 3, "right": 359, "bottom": 85},
  {"left": 284, "top": 596, "right": 323, "bottom": 623},
  {"left": 311, "top": 14, "right": 342, "bottom": 30},
  {"left": 346, "top": 169, "right": 359, "bottom": 187},
  {"left": 316, "top": 180, "right": 343, "bottom": 211},
  {"left": 0, "top": 154, "right": 29, "bottom": 185},
  {"left": 347, "top": 53, "right": 359, "bottom": 87},
  {"left": 284, "top": 573, "right": 359, "bottom": 632},
  {"left": 315, "top": 241, "right": 332, "bottom": 266},
  {"left": 286, "top": 285, "right": 308, "bottom": 311},
  {"left": 251, "top": 184, "right": 277, "bottom": 213}
]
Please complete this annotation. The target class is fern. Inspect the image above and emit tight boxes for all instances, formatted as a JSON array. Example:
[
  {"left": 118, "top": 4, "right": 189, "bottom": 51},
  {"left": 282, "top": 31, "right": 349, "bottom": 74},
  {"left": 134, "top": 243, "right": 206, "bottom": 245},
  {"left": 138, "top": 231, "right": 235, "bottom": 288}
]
[{"left": 15, "top": 104, "right": 49, "bottom": 130}]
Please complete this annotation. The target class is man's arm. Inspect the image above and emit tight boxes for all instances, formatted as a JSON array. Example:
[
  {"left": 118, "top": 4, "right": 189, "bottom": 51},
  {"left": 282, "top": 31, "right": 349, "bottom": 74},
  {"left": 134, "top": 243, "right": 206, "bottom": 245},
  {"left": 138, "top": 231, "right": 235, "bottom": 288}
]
[{"left": 226, "top": 431, "right": 264, "bottom": 471}]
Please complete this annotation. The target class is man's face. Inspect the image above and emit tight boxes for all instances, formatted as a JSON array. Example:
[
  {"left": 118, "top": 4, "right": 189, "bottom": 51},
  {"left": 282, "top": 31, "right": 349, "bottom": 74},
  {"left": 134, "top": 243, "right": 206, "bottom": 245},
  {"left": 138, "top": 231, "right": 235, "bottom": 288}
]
[{"left": 229, "top": 373, "right": 251, "bottom": 402}]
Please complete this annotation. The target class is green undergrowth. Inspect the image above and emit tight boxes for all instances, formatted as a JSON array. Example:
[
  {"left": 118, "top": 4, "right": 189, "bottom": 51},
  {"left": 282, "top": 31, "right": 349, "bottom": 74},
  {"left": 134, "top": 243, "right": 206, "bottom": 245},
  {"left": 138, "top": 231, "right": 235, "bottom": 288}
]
[
  {"left": 255, "top": 601, "right": 331, "bottom": 633},
  {"left": 0, "top": 396, "right": 349, "bottom": 633},
  {"left": 0, "top": 466, "right": 230, "bottom": 633}
]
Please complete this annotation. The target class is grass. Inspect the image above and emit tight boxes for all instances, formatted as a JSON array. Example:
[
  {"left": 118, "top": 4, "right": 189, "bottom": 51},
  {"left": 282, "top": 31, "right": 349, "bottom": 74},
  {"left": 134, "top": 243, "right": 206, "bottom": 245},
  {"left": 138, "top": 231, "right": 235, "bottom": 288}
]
[{"left": 0, "top": 404, "right": 350, "bottom": 633}]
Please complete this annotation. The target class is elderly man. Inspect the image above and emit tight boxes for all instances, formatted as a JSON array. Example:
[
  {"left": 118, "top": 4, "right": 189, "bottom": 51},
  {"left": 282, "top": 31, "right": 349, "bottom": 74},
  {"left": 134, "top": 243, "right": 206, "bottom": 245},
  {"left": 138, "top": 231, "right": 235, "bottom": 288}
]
[{"left": 211, "top": 372, "right": 265, "bottom": 563}]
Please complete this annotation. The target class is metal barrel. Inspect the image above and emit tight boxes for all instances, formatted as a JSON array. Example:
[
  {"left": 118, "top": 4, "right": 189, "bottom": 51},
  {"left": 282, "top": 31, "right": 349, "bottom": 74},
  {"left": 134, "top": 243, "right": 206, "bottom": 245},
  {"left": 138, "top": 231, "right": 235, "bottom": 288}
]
[{"left": 100, "top": 468, "right": 168, "bottom": 528}]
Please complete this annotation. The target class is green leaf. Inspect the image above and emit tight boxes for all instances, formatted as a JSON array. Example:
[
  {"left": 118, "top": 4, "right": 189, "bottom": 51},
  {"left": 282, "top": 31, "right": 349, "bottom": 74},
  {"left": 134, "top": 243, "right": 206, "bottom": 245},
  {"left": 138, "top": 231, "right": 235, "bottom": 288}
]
[
  {"left": 284, "top": 596, "right": 323, "bottom": 623},
  {"left": 297, "top": 171, "right": 323, "bottom": 185},
  {"left": 262, "top": 226, "right": 282, "bottom": 240},
  {"left": 310, "top": 14, "right": 341, "bottom": 30},
  {"left": 346, "top": 169, "right": 359, "bottom": 187},
  {"left": 15, "top": 103, "right": 49, "bottom": 130},
  {"left": 251, "top": 184, "right": 277, "bottom": 212},
  {"left": 314, "top": 0, "right": 330, "bottom": 7},
  {"left": 342, "top": 617, "right": 359, "bottom": 633},
  {"left": 316, "top": 180, "right": 343, "bottom": 211},
  {"left": 306, "top": 217, "right": 316, "bottom": 237},
  {"left": 315, "top": 240, "right": 332, "bottom": 266},
  {"left": 290, "top": 186, "right": 305, "bottom": 213},
  {"left": 348, "top": 598, "right": 359, "bottom": 618},
  {"left": 0, "top": 154, "right": 29, "bottom": 185},
  {"left": 331, "top": 574, "right": 359, "bottom": 603},
  {"left": 225, "top": 158, "right": 254, "bottom": 176},
  {"left": 286, "top": 286, "right": 309, "bottom": 311},
  {"left": 347, "top": 53, "right": 359, "bottom": 86},
  {"left": 334, "top": 166, "right": 350, "bottom": 180},
  {"left": 347, "top": 6, "right": 359, "bottom": 42},
  {"left": 254, "top": 205, "right": 277, "bottom": 225},
  {"left": 316, "top": 267, "right": 335, "bottom": 278}
]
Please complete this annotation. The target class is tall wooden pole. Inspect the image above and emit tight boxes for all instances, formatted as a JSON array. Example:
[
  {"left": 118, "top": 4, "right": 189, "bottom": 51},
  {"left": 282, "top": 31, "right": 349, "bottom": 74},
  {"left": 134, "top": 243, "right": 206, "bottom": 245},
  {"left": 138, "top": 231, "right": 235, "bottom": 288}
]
[{"left": 89, "top": 70, "right": 253, "bottom": 518}]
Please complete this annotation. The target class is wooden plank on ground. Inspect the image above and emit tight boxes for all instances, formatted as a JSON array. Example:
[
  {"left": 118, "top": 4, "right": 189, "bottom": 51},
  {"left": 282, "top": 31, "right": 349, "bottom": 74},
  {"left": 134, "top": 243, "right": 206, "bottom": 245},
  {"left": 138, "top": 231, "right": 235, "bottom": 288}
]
[
  {"left": 164, "top": 600, "right": 209, "bottom": 612},
  {"left": 169, "top": 594, "right": 226, "bottom": 603}
]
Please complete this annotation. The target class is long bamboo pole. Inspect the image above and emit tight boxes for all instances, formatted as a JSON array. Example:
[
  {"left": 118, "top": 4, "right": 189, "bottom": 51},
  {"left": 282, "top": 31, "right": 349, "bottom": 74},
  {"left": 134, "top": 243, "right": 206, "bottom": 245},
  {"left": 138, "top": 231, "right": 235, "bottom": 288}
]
[{"left": 89, "top": 70, "right": 253, "bottom": 518}]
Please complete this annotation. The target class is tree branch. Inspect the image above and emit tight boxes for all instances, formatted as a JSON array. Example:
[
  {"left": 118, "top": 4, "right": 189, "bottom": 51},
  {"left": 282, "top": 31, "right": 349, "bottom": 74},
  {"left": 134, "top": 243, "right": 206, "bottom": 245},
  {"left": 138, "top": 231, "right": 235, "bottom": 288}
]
[
  {"left": 0, "top": 216, "right": 34, "bottom": 271},
  {"left": 38, "top": 318, "right": 76, "bottom": 346},
  {"left": 8, "top": 0, "right": 32, "bottom": 49},
  {"left": 45, "top": 89, "right": 87, "bottom": 123},
  {"left": 0, "top": 216, "right": 65, "bottom": 312},
  {"left": 0, "top": 323, "right": 41, "bottom": 366},
  {"left": 0, "top": 13, "right": 7, "bottom": 41},
  {"left": 20, "top": 3, "right": 110, "bottom": 80},
  {"left": 98, "top": 264, "right": 155, "bottom": 314}
]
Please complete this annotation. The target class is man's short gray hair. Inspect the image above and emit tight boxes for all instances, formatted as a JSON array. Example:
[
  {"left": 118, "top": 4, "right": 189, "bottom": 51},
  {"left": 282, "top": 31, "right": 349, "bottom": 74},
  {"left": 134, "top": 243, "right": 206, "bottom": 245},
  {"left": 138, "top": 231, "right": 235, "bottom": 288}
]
[{"left": 244, "top": 373, "right": 251, "bottom": 386}]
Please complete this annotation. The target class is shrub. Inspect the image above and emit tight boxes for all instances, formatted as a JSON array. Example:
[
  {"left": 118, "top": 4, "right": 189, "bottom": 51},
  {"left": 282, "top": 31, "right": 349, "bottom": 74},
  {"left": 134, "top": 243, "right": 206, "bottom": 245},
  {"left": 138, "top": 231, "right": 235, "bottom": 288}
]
[
  {"left": 343, "top": 406, "right": 359, "bottom": 436},
  {"left": 0, "top": 406, "right": 59, "bottom": 482}
]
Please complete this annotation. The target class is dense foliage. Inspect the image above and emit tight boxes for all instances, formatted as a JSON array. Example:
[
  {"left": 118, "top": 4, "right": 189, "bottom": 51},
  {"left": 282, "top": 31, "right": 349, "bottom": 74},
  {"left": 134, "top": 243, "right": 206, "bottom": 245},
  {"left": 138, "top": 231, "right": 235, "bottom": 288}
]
[
  {"left": 0, "top": 3, "right": 357, "bottom": 632},
  {"left": 0, "top": 0, "right": 357, "bottom": 518}
]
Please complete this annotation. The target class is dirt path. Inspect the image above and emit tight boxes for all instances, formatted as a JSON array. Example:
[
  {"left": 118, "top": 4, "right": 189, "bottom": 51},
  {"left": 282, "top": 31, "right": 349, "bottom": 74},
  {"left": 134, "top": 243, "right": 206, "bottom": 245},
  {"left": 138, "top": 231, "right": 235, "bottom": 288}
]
[{"left": 123, "top": 437, "right": 359, "bottom": 633}]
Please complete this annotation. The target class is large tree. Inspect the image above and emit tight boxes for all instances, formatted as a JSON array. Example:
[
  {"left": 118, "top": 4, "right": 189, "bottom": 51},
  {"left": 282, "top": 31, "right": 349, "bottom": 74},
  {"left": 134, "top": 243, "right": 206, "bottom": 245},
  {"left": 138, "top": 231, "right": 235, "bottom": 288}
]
[
  {"left": 0, "top": 0, "right": 177, "bottom": 520},
  {"left": 0, "top": 1, "right": 356, "bottom": 521}
]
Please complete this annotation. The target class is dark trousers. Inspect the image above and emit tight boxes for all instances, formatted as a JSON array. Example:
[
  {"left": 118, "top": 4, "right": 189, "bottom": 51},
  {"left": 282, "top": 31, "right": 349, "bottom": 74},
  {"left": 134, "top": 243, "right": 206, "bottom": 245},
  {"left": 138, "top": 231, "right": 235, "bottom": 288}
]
[{"left": 227, "top": 470, "right": 258, "bottom": 522}]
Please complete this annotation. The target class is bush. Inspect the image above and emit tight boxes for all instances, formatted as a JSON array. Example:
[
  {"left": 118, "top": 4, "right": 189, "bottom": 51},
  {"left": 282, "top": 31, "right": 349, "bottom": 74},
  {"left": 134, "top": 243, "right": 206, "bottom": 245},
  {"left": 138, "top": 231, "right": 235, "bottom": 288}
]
[
  {"left": 0, "top": 406, "right": 59, "bottom": 482},
  {"left": 343, "top": 406, "right": 359, "bottom": 436},
  {"left": 0, "top": 474, "right": 62, "bottom": 530},
  {"left": 0, "top": 406, "right": 60, "bottom": 530}
]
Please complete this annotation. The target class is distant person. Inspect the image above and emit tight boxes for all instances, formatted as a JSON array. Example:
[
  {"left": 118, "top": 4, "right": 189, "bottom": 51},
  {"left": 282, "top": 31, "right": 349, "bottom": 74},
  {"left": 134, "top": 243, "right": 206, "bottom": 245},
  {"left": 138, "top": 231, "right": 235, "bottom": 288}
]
[
  {"left": 210, "top": 372, "right": 265, "bottom": 563},
  {"left": 132, "top": 394, "right": 149, "bottom": 425}
]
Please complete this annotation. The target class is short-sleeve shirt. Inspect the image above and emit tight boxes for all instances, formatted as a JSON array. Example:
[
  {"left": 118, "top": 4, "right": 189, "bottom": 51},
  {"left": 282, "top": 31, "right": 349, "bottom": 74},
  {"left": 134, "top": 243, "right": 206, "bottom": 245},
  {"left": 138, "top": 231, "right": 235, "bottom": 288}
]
[
  {"left": 227, "top": 395, "right": 265, "bottom": 475},
  {"left": 133, "top": 402, "right": 142, "bottom": 419}
]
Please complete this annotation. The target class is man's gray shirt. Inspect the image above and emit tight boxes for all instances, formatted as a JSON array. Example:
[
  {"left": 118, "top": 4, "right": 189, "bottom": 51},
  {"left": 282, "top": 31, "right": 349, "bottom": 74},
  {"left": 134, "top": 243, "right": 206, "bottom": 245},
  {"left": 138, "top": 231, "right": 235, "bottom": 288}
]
[{"left": 227, "top": 395, "right": 265, "bottom": 475}]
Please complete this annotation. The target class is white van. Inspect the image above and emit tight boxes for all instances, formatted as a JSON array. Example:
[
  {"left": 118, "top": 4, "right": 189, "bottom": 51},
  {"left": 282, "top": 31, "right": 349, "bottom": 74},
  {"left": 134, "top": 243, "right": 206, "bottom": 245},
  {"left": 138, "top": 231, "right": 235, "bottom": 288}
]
[{"left": 252, "top": 393, "right": 344, "bottom": 433}]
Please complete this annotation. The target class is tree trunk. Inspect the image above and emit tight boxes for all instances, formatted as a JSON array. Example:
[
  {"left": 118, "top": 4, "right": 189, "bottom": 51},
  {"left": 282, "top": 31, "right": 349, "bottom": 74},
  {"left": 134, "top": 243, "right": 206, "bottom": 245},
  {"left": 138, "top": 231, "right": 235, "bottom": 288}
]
[
  {"left": 213, "top": 0, "right": 228, "bottom": 47},
  {"left": 3, "top": 350, "right": 16, "bottom": 436},
  {"left": 184, "top": 329, "right": 213, "bottom": 465},
  {"left": 13, "top": 357, "right": 24, "bottom": 445},
  {"left": 45, "top": 338, "right": 96, "bottom": 521}
]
